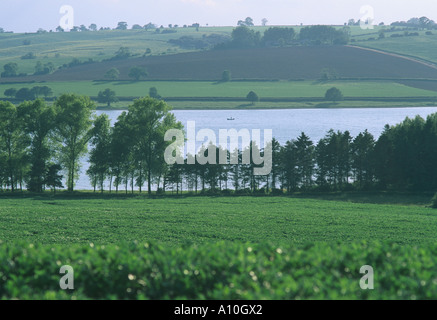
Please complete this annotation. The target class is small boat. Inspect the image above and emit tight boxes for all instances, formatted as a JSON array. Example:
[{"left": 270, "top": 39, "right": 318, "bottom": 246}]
[{"left": 227, "top": 117, "right": 235, "bottom": 121}]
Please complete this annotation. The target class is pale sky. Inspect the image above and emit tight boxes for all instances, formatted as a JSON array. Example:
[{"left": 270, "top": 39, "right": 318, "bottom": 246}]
[{"left": 1, "top": 0, "right": 436, "bottom": 32}]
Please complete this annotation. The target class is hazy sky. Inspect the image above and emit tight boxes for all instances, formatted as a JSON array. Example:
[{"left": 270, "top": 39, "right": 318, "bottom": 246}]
[{"left": 1, "top": 0, "right": 437, "bottom": 32}]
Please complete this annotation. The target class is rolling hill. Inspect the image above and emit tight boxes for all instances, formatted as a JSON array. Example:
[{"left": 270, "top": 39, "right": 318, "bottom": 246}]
[{"left": 4, "top": 45, "right": 437, "bottom": 83}]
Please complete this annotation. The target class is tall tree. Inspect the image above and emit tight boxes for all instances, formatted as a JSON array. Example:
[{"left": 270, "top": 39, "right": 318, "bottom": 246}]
[
  {"left": 104, "top": 68, "right": 120, "bottom": 80},
  {"left": 126, "top": 97, "right": 183, "bottom": 195},
  {"left": 97, "top": 89, "right": 118, "bottom": 107},
  {"left": 325, "top": 87, "right": 344, "bottom": 102},
  {"left": 44, "top": 164, "right": 64, "bottom": 194},
  {"left": 351, "top": 130, "right": 375, "bottom": 188},
  {"left": 129, "top": 67, "right": 148, "bottom": 81},
  {"left": 54, "top": 94, "right": 95, "bottom": 192},
  {"left": 0, "top": 101, "right": 27, "bottom": 192},
  {"left": 18, "top": 99, "right": 56, "bottom": 193},
  {"left": 294, "top": 132, "right": 315, "bottom": 189},
  {"left": 1, "top": 63, "right": 19, "bottom": 78},
  {"left": 87, "top": 114, "right": 111, "bottom": 192},
  {"left": 247, "top": 91, "right": 260, "bottom": 105}
]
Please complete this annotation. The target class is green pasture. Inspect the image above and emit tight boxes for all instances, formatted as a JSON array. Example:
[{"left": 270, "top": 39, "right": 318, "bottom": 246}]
[
  {"left": 0, "top": 195, "right": 436, "bottom": 246},
  {"left": 2, "top": 80, "right": 437, "bottom": 101}
]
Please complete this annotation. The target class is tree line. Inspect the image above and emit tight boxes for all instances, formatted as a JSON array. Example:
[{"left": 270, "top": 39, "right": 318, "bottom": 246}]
[
  {"left": 216, "top": 25, "right": 350, "bottom": 49},
  {"left": 162, "top": 113, "right": 437, "bottom": 195},
  {"left": 1, "top": 95, "right": 437, "bottom": 195},
  {"left": 0, "top": 95, "right": 181, "bottom": 194}
]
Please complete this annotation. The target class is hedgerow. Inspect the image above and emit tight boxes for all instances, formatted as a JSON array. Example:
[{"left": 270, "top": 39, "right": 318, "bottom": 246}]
[{"left": 1, "top": 241, "right": 436, "bottom": 300}]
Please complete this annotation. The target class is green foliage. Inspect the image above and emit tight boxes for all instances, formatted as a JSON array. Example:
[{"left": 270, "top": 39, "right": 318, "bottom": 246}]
[
  {"left": 113, "top": 47, "right": 131, "bottom": 60},
  {"left": 124, "top": 97, "right": 183, "bottom": 194},
  {"left": 87, "top": 114, "right": 111, "bottom": 192},
  {"left": 44, "top": 164, "right": 64, "bottom": 193},
  {"left": 1, "top": 62, "right": 19, "bottom": 78},
  {"left": 128, "top": 66, "right": 148, "bottom": 81},
  {"left": 0, "top": 101, "right": 26, "bottom": 192},
  {"left": 246, "top": 91, "right": 259, "bottom": 104},
  {"left": 116, "top": 22, "right": 128, "bottom": 30},
  {"left": 221, "top": 70, "right": 231, "bottom": 82},
  {"left": 325, "top": 87, "right": 344, "bottom": 102},
  {"left": 104, "top": 68, "right": 120, "bottom": 80},
  {"left": 34, "top": 61, "right": 55, "bottom": 75},
  {"left": 4, "top": 88, "right": 17, "bottom": 98},
  {"left": 300, "top": 25, "right": 350, "bottom": 45},
  {"left": 0, "top": 241, "right": 436, "bottom": 300},
  {"left": 263, "top": 27, "right": 296, "bottom": 46},
  {"left": 15, "top": 88, "right": 35, "bottom": 100},
  {"left": 97, "top": 88, "right": 118, "bottom": 107},
  {"left": 7, "top": 86, "right": 53, "bottom": 100},
  {"left": 19, "top": 99, "right": 56, "bottom": 193},
  {"left": 148, "top": 87, "right": 161, "bottom": 99},
  {"left": 54, "top": 94, "right": 95, "bottom": 192},
  {"left": 228, "top": 26, "right": 261, "bottom": 49},
  {"left": 237, "top": 17, "right": 254, "bottom": 27}
]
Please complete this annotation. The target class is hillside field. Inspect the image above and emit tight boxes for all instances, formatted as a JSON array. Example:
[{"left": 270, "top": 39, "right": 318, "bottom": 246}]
[
  {"left": 0, "top": 25, "right": 379, "bottom": 76},
  {"left": 2, "top": 80, "right": 437, "bottom": 110},
  {"left": 7, "top": 46, "right": 437, "bottom": 83}
]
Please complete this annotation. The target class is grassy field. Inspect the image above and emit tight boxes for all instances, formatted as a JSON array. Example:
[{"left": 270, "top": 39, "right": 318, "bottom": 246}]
[
  {"left": 3, "top": 80, "right": 437, "bottom": 98},
  {"left": 2, "top": 80, "right": 437, "bottom": 110},
  {"left": 0, "top": 28, "right": 232, "bottom": 75},
  {"left": 0, "top": 195, "right": 436, "bottom": 246},
  {"left": 356, "top": 32, "right": 437, "bottom": 65}
]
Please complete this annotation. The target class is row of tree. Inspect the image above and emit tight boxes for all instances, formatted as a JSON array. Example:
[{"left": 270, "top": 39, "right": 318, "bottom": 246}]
[
  {"left": 162, "top": 113, "right": 437, "bottom": 194},
  {"left": 2, "top": 95, "right": 437, "bottom": 194},
  {"left": 219, "top": 25, "right": 350, "bottom": 49},
  {"left": 0, "top": 95, "right": 182, "bottom": 194},
  {"left": 4, "top": 86, "right": 53, "bottom": 100}
]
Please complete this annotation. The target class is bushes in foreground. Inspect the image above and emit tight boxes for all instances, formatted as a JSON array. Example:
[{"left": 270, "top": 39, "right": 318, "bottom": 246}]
[{"left": 0, "top": 241, "right": 436, "bottom": 300}]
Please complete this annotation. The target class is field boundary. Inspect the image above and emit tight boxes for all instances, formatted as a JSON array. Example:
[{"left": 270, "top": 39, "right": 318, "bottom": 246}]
[{"left": 348, "top": 45, "right": 437, "bottom": 70}]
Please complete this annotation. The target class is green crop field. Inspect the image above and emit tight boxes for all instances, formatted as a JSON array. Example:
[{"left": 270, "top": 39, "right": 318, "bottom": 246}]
[
  {"left": 1, "top": 194, "right": 437, "bottom": 300},
  {"left": 2, "top": 241, "right": 437, "bottom": 300},
  {"left": 1, "top": 195, "right": 436, "bottom": 245}
]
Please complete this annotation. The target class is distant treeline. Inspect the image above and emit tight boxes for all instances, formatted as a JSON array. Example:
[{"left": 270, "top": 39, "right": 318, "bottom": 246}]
[
  {"left": 213, "top": 25, "right": 350, "bottom": 50},
  {"left": 2, "top": 95, "right": 437, "bottom": 195}
]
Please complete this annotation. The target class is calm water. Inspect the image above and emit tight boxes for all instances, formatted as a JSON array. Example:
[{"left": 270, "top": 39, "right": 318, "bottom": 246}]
[{"left": 74, "top": 107, "right": 437, "bottom": 190}]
